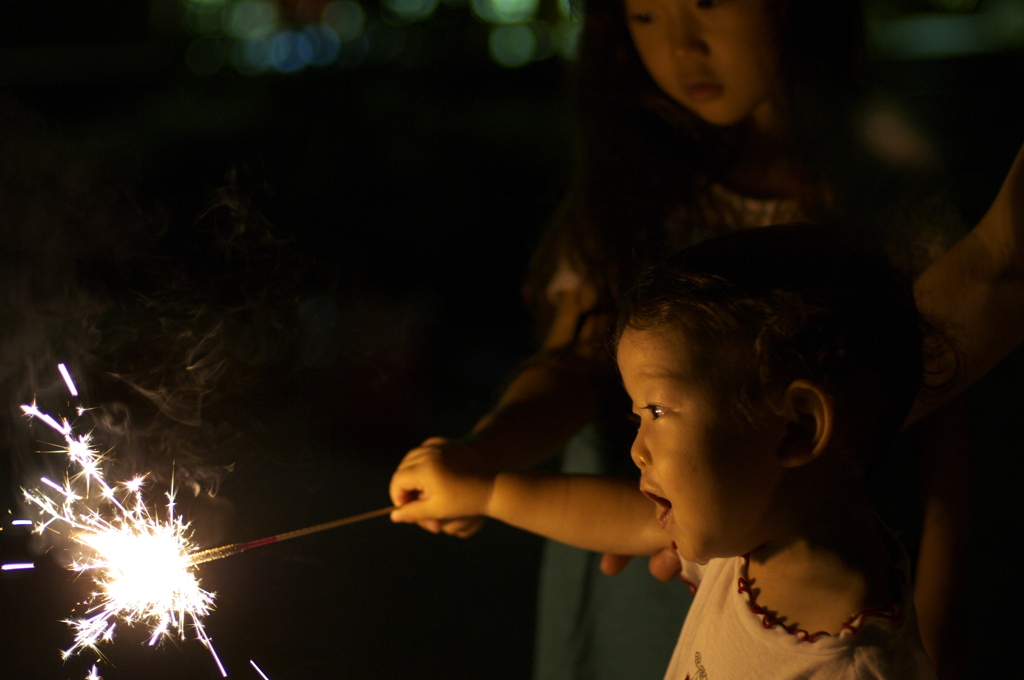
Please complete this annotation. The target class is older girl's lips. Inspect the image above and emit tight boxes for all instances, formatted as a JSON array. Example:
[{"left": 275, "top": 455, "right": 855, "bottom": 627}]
[{"left": 686, "top": 82, "right": 723, "bottom": 102}]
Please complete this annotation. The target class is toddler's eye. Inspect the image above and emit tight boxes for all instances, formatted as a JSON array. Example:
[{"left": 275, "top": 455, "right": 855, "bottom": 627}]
[{"left": 644, "top": 405, "right": 665, "bottom": 420}]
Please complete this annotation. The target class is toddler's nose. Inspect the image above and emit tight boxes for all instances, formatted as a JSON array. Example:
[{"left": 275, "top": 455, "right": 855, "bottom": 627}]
[{"left": 630, "top": 436, "right": 650, "bottom": 468}]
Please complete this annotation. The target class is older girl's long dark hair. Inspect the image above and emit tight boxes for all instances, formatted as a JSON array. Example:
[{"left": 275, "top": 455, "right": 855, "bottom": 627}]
[{"left": 524, "top": 0, "right": 929, "bottom": 337}]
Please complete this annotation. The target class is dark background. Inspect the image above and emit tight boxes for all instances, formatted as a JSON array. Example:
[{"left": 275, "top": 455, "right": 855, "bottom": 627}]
[{"left": 1, "top": 1, "right": 1023, "bottom": 678}]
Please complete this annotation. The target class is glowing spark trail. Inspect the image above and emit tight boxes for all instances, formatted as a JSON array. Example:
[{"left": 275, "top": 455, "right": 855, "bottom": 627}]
[
  {"left": 58, "top": 362, "right": 79, "bottom": 396},
  {"left": 20, "top": 372, "right": 226, "bottom": 677},
  {"left": 250, "top": 659, "right": 271, "bottom": 680}
]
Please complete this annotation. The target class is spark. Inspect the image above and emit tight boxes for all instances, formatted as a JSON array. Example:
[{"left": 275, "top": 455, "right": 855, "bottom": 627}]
[
  {"left": 21, "top": 402, "right": 70, "bottom": 436},
  {"left": 250, "top": 659, "right": 272, "bottom": 679},
  {"left": 1, "top": 562, "right": 35, "bottom": 571},
  {"left": 58, "top": 363, "right": 79, "bottom": 396},
  {"left": 20, "top": 372, "right": 225, "bottom": 677}
]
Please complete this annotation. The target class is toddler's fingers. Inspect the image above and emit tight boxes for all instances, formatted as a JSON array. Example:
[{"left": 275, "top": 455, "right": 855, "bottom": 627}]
[
  {"left": 390, "top": 500, "right": 433, "bottom": 526},
  {"left": 439, "top": 516, "right": 485, "bottom": 538},
  {"left": 388, "top": 474, "right": 420, "bottom": 508},
  {"left": 389, "top": 502, "right": 444, "bottom": 534},
  {"left": 396, "top": 446, "right": 437, "bottom": 470},
  {"left": 418, "top": 518, "right": 443, "bottom": 534}
]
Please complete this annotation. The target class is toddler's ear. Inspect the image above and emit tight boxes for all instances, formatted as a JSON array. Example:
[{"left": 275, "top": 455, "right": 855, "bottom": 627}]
[{"left": 777, "top": 380, "right": 833, "bottom": 468}]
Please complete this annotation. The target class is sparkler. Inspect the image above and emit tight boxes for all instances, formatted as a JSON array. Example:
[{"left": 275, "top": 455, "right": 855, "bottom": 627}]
[
  {"left": 20, "top": 394, "right": 227, "bottom": 676},
  {"left": 20, "top": 364, "right": 395, "bottom": 678}
]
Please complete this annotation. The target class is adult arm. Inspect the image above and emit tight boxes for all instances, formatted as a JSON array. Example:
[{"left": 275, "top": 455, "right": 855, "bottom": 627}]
[
  {"left": 391, "top": 284, "right": 618, "bottom": 536},
  {"left": 909, "top": 142, "right": 1024, "bottom": 424},
  {"left": 465, "top": 284, "right": 617, "bottom": 469}
]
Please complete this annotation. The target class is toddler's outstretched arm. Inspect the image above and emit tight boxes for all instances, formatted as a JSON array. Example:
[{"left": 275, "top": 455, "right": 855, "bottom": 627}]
[{"left": 389, "top": 447, "right": 669, "bottom": 556}]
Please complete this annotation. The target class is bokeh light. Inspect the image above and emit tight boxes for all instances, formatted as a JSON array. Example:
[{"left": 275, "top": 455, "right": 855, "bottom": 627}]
[
  {"left": 270, "top": 30, "right": 313, "bottom": 72},
  {"left": 186, "top": 3, "right": 227, "bottom": 34},
  {"left": 382, "top": 0, "right": 441, "bottom": 24},
  {"left": 225, "top": 0, "right": 280, "bottom": 40},
  {"left": 231, "top": 36, "right": 273, "bottom": 74},
  {"left": 472, "top": 0, "right": 539, "bottom": 25},
  {"left": 868, "top": 0, "right": 1024, "bottom": 59},
  {"left": 179, "top": 0, "right": 583, "bottom": 71},
  {"left": 174, "top": 0, "right": 1024, "bottom": 74},
  {"left": 550, "top": 18, "right": 580, "bottom": 59},
  {"left": 303, "top": 25, "right": 343, "bottom": 66},
  {"left": 322, "top": 0, "right": 367, "bottom": 42},
  {"left": 488, "top": 24, "right": 534, "bottom": 67}
]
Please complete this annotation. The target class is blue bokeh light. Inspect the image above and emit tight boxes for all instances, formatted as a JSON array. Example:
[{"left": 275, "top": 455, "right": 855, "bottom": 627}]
[{"left": 270, "top": 31, "right": 313, "bottom": 73}]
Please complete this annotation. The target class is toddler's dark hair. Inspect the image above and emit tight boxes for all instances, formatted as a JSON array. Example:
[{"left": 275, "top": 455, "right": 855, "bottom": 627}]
[{"left": 617, "top": 224, "right": 956, "bottom": 461}]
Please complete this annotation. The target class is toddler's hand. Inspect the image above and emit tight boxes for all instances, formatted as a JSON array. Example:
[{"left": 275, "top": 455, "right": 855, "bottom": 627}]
[{"left": 389, "top": 437, "right": 494, "bottom": 535}]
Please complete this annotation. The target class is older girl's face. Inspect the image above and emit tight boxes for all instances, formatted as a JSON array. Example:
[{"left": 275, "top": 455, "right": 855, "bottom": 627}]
[{"left": 623, "top": 0, "right": 781, "bottom": 129}]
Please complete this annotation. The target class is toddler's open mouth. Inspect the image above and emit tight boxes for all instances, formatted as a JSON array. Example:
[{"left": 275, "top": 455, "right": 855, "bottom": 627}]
[{"left": 642, "top": 490, "right": 673, "bottom": 529}]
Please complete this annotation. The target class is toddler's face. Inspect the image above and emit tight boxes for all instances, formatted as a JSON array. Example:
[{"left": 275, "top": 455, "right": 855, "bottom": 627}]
[
  {"left": 617, "top": 325, "right": 784, "bottom": 564},
  {"left": 622, "top": 0, "right": 780, "bottom": 129}
]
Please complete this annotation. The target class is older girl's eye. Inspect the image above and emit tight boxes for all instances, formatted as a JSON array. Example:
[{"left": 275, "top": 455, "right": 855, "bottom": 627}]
[{"left": 627, "top": 10, "right": 655, "bottom": 23}]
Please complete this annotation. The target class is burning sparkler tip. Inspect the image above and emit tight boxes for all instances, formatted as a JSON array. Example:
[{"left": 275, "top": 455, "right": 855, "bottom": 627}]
[{"left": 22, "top": 366, "right": 220, "bottom": 677}]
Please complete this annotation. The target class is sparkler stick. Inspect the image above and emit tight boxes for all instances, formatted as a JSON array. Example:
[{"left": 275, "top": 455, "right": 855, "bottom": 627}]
[{"left": 187, "top": 505, "right": 395, "bottom": 566}]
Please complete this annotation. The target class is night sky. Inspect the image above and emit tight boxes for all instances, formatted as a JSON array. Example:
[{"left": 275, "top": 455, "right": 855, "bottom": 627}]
[{"left": 2, "top": 2, "right": 1023, "bottom": 679}]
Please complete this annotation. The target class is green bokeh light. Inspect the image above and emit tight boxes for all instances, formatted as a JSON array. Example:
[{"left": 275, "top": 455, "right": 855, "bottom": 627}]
[
  {"left": 472, "top": 0, "right": 539, "bottom": 25},
  {"left": 225, "top": 0, "right": 280, "bottom": 40},
  {"left": 489, "top": 24, "right": 534, "bottom": 67},
  {"left": 383, "top": 0, "right": 440, "bottom": 23},
  {"left": 322, "top": 1, "right": 367, "bottom": 42}
]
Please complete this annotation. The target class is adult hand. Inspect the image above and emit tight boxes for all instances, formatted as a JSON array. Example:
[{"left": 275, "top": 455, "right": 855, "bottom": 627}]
[
  {"left": 599, "top": 546, "right": 682, "bottom": 582},
  {"left": 389, "top": 436, "right": 491, "bottom": 537}
]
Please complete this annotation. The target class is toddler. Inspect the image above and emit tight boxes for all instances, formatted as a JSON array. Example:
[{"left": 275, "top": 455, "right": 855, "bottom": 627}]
[{"left": 391, "top": 223, "right": 942, "bottom": 679}]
